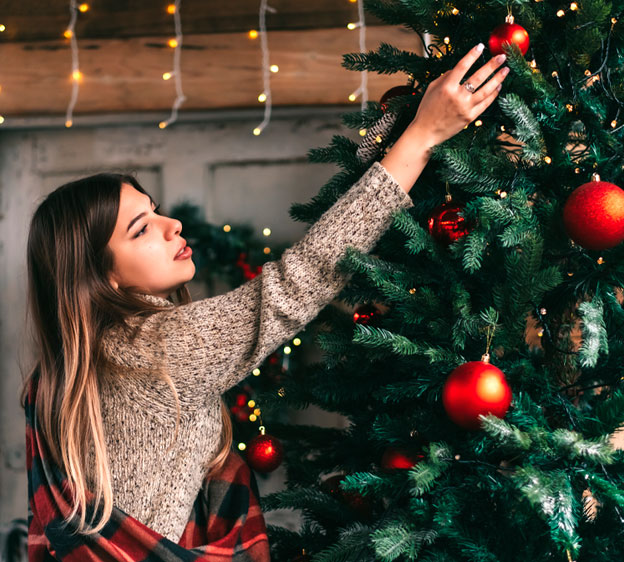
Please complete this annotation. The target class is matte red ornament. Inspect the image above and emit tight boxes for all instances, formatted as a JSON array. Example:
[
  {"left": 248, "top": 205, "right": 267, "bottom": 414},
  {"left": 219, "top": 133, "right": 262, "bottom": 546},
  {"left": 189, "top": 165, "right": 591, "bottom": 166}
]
[
  {"left": 563, "top": 178, "right": 624, "bottom": 250},
  {"left": 380, "top": 85, "right": 418, "bottom": 112},
  {"left": 246, "top": 427, "right": 284, "bottom": 472},
  {"left": 230, "top": 391, "right": 252, "bottom": 422},
  {"left": 442, "top": 356, "right": 512, "bottom": 430},
  {"left": 236, "top": 252, "right": 263, "bottom": 280},
  {"left": 353, "top": 304, "right": 380, "bottom": 325},
  {"left": 489, "top": 16, "right": 530, "bottom": 56},
  {"left": 321, "top": 475, "right": 373, "bottom": 517},
  {"left": 380, "top": 447, "right": 425, "bottom": 471},
  {"left": 428, "top": 198, "right": 471, "bottom": 245}
]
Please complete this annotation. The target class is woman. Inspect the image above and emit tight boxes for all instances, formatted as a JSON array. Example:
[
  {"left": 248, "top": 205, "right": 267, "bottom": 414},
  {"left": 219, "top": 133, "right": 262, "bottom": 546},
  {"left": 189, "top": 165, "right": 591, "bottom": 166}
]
[{"left": 23, "top": 45, "right": 508, "bottom": 561}]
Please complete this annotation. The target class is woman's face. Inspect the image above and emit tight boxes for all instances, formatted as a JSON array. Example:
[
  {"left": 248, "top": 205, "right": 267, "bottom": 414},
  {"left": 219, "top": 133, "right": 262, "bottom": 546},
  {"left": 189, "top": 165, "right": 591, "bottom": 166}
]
[{"left": 107, "top": 183, "right": 195, "bottom": 298}]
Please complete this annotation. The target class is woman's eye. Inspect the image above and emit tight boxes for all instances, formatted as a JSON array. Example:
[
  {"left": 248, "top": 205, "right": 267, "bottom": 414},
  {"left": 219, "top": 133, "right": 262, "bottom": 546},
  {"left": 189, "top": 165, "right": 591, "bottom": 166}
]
[{"left": 134, "top": 224, "right": 147, "bottom": 238}]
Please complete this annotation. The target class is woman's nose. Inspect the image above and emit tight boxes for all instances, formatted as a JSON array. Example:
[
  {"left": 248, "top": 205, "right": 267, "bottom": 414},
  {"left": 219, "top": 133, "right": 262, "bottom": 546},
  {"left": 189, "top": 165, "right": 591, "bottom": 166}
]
[{"left": 164, "top": 217, "right": 182, "bottom": 239}]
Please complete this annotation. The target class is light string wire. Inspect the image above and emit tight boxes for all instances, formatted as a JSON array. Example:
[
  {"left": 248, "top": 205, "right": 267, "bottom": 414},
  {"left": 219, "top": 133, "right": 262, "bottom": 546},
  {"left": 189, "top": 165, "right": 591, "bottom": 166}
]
[
  {"left": 160, "top": 0, "right": 186, "bottom": 129},
  {"left": 65, "top": 0, "right": 80, "bottom": 128},
  {"left": 253, "top": 0, "right": 276, "bottom": 136},
  {"left": 349, "top": 0, "right": 368, "bottom": 109}
]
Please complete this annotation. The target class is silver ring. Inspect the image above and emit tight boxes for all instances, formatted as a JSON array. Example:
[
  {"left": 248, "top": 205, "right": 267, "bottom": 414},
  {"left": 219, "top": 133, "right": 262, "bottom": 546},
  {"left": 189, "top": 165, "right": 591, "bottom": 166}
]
[{"left": 463, "top": 82, "right": 476, "bottom": 94}]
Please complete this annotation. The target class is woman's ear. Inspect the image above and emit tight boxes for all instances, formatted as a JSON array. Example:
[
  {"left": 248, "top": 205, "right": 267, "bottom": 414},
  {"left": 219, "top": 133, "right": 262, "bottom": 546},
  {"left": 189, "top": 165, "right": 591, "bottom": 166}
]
[{"left": 108, "top": 273, "right": 120, "bottom": 291}]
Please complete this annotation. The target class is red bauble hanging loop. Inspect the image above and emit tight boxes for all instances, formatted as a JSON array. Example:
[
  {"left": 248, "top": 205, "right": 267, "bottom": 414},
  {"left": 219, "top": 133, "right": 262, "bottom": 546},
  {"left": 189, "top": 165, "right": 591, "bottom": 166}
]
[
  {"left": 380, "top": 447, "right": 425, "bottom": 471},
  {"left": 563, "top": 177, "right": 624, "bottom": 250},
  {"left": 380, "top": 85, "right": 418, "bottom": 113},
  {"left": 246, "top": 427, "right": 284, "bottom": 472},
  {"left": 442, "top": 356, "right": 512, "bottom": 430},
  {"left": 428, "top": 198, "right": 472, "bottom": 245},
  {"left": 489, "top": 15, "right": 530, "bottom": 56}
]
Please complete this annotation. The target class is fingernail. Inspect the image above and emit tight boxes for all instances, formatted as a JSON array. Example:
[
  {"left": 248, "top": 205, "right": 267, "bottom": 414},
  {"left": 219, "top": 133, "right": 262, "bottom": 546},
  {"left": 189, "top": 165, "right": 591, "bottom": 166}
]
[
  {"left": 496, "top": 54, "right": 506, "bottom": 64},
  {"left": 497, "top": 84, "right": 503, "bottom": 91},
  {"left": 501, "top": 67, "right": 510, "bottom": 76},
  {"left": 476, "top": 43, "right": 485, "bottom": 52}
]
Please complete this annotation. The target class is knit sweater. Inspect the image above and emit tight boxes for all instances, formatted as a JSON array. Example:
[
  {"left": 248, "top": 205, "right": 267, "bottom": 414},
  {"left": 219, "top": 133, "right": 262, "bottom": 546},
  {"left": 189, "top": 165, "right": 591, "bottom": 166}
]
[{"left": 95, "top": 162, "right": 413, "bottom": 542}]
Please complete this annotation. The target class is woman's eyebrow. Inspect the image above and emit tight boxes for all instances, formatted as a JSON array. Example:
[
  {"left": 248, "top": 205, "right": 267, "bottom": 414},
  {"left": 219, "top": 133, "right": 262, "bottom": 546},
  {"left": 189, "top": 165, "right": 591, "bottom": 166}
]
[
  {"left": 126, "top": 212, "right": 147, "bottom": 232},
  {"left": 126, "top": 200, "right": 156, "bottom": 232}
]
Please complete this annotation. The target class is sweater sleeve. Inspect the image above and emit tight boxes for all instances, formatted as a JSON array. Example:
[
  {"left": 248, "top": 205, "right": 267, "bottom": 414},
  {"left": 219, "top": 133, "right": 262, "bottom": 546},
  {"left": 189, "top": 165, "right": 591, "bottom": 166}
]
[{"left": 103, "top": 162, "right": 413, "bottom": 401}]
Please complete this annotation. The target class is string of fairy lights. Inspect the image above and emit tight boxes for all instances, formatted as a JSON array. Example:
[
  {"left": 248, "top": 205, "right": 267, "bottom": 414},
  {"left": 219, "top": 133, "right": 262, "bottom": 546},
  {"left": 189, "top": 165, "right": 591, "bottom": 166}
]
[
  {"left": 159, "top": 0, "right": 186, "bottom": 129},
  {"left": 347, "top": 0, "right": 368, "bottom": 110},
  {"left": 64, "top": 0, "right": 83, "bottom": 128},
  {"left": 0, "top": 0, "right": 370, "bottom": 131}
]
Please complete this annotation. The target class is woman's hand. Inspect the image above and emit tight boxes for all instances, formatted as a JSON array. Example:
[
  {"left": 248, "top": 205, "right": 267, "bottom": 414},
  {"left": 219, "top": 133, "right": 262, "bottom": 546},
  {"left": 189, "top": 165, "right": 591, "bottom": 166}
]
[
  {"left": 381, "top": 43, "right": 509, "bottom": 193},
  {"left": 410, "top": 43, "right": 509, "bottom": 147}
]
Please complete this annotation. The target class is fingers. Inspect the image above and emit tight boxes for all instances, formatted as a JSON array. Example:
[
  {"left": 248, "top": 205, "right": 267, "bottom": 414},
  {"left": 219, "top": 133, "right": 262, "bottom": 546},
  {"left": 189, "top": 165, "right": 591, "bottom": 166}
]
[
  {"left": 464, "top": 54, "right": 507, "bottom": 92},
  {"left": 447, "top": 43, "right": 486, "bottom": 84},
  {"left": 471, "top": 80, "right": 504, "bottom": 117},
  {"left": 472, "top": 66, "right": 509, "bottom": 105}
]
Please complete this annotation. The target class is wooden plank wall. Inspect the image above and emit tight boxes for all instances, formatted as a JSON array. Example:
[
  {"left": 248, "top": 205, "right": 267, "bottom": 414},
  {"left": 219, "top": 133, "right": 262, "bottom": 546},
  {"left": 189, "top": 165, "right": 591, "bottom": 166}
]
[{"left": 0, "top": 1, "right": 424, "bottom": 118}]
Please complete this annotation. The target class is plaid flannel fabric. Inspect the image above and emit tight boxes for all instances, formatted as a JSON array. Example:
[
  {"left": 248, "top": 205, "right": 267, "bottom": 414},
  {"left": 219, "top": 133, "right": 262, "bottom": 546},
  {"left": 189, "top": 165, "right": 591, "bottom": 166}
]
[{"left": 25, "top": 379, "right": 270, "bottom": 561}]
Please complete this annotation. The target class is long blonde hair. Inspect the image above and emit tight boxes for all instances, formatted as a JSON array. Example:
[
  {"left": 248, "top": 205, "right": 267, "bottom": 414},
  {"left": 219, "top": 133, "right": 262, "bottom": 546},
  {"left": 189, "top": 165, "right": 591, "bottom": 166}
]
[{"left": 22, "top": 173, "right": 232, "bottom": 535}]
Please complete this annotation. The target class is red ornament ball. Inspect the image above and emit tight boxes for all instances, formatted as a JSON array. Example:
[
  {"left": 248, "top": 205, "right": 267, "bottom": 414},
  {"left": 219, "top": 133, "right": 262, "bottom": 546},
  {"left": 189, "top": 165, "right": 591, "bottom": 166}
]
[
  {"left": 230, "top": 392, "right": 252, "bottom": 422},
  {"left": 442, "top": 360, "right": 512, "bottom": 430},
  {"left": 563, "top": 180, "right": 624, "bottom": 250},
  {"left": 380, "top": 447, "right": 425, "bottom": 471},
  {"left": 246, "top": 431, "right": 284, "bottom": 473},
  {"left": 236, "top": 252, "right": 263, "bottom": 280},
  {"left": 353, "top": 304, "right": 379, "bottom": 325},
  {"left": 380, "top": 85, "right": 418, "bottom": 112},
  {"left": 321, "top": 475, "right": 372, "bottom": 517},
  {"left": 489, "top": 22, "right": 530, "bottom": 56},
  {"left": 428, "top": 200, "right": 472, "bottom": 245}
]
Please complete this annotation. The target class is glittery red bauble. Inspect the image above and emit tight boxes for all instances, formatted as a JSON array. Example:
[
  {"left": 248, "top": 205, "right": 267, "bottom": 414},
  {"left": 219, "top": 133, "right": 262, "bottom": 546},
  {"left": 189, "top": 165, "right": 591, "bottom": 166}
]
[
  {"left": 246, "top": 432, "right": 284, "bottom": 472},
  {"left": 380, "top": 85, "right": 418, "bottom": 112},
  {"left": 380, "top": 447, "right": 425, "bottom": 471},
  {"left": 489, "top": 22, "right": 530, "bottom": 56},
  {"left": 428, "top": 201, "right": 471, "bottom": 245},
  {"left": 442, "top": 360, "right": 512, "bottom": 430},
  {"left": 353, "top": 304, "right": 379, "bottom": 325},
  {"left": 563, "top": 180, "right": 624, "bottom": 250}
]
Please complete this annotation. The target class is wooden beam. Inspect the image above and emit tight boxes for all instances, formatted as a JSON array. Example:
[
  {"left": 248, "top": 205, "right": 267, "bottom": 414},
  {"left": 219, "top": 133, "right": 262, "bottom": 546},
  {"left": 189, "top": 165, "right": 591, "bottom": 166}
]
[
  {"left": 0, "top": 26, "right": 422, "bottom": 117},
  {"left": 0, "top": 0, "right": 386, "bottom": 43}
]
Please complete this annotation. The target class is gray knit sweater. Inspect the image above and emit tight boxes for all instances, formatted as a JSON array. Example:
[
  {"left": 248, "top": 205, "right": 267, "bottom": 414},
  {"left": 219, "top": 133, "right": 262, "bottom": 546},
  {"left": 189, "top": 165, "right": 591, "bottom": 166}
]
[{"left": 96, "top": 162, "right": 413, "bottom": 542}]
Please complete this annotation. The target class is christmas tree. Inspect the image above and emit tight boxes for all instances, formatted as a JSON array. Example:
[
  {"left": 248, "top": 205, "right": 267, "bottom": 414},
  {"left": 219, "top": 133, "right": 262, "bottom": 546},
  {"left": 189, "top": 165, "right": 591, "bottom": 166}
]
[{"left": 261, "top": 0, "right": 624, "bottom": 560}]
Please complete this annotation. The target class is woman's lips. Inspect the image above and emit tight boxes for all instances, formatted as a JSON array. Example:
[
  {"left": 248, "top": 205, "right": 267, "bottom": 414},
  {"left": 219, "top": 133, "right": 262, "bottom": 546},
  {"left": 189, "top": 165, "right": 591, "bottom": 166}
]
[{"left": 174, "top": 245, "right": 192, "bottom": 260}]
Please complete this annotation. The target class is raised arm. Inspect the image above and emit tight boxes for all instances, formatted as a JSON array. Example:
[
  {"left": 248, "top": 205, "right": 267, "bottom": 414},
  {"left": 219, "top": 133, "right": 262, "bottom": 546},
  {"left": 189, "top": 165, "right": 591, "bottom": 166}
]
[{"left": 104, "top": 162, "right": 412, "bottom": 399}]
